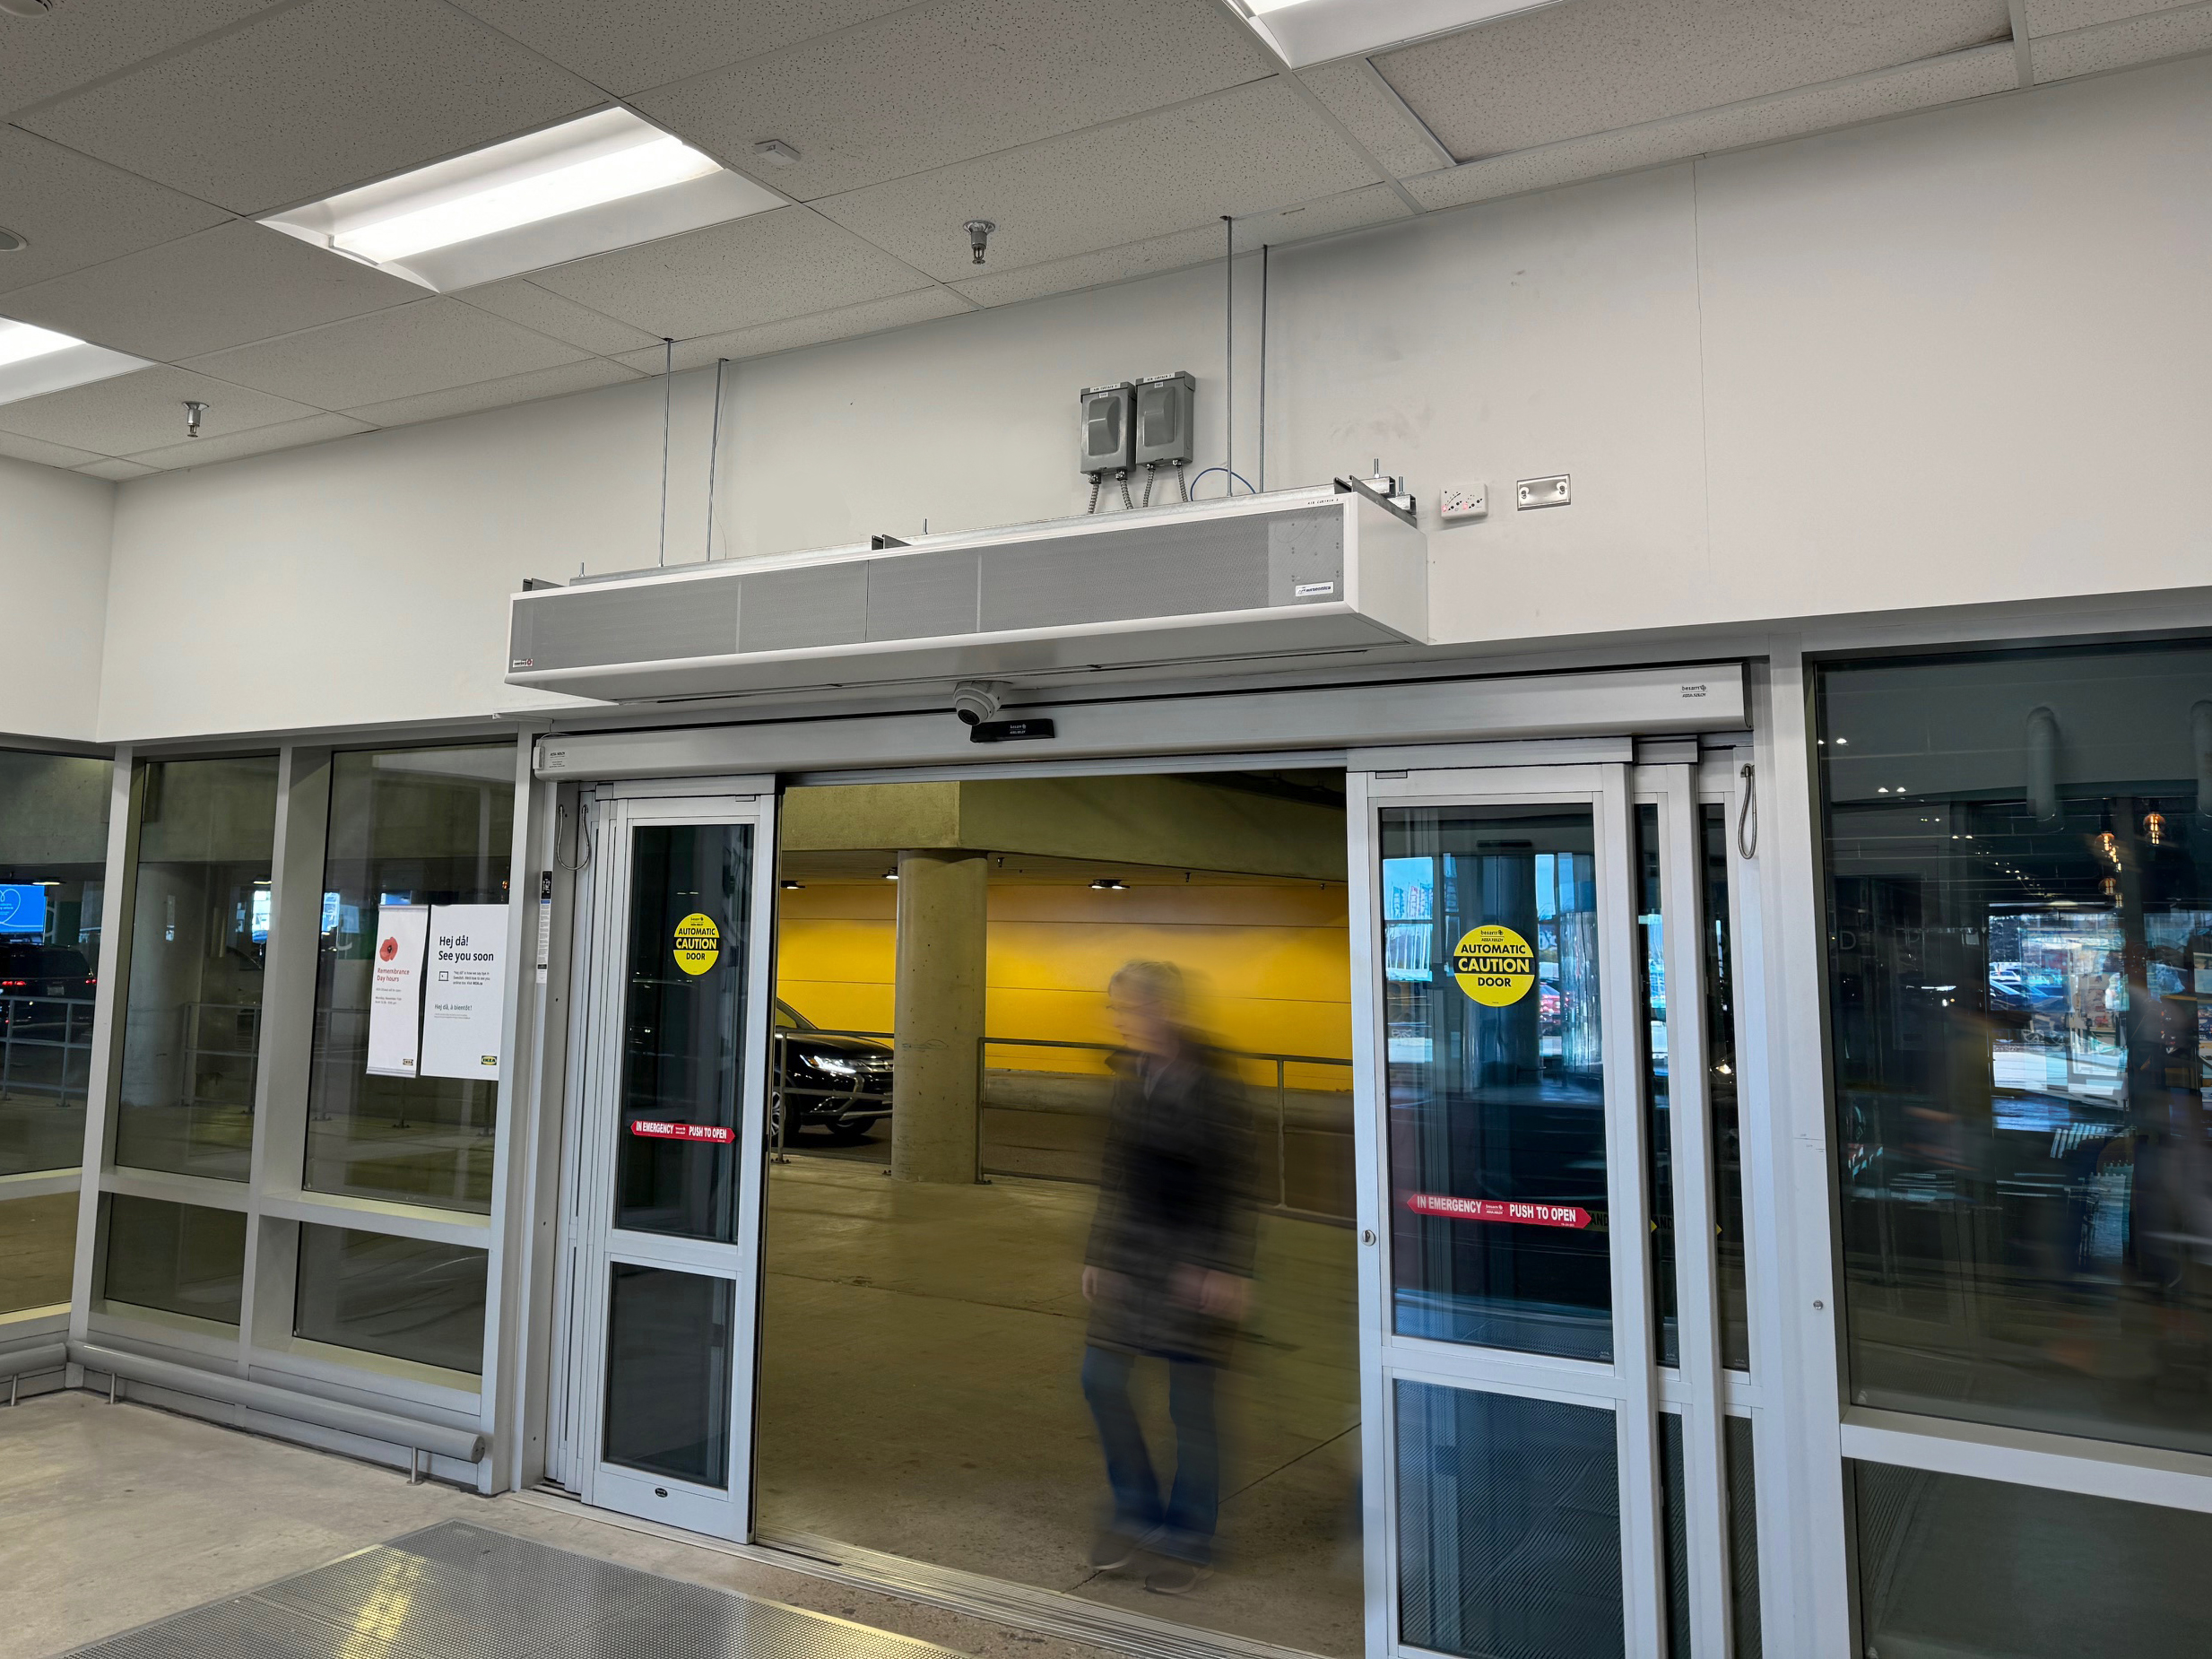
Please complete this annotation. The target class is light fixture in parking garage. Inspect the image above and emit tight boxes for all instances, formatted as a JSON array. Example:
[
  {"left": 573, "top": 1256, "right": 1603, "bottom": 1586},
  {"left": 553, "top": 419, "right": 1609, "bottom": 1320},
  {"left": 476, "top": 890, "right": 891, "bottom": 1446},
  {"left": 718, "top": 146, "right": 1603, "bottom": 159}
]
[
  {"left": 0, "top": 317, "right": 152, "bottom": 406},
  {"left": 1090, "top": 878, "right": 1128, "bottom": 890},
  {"left": 1236, "top": 0, "right": 1569, "bottom": 67},
  {"left": 261, "top": 109, "right": 785, "bottom": 292}
]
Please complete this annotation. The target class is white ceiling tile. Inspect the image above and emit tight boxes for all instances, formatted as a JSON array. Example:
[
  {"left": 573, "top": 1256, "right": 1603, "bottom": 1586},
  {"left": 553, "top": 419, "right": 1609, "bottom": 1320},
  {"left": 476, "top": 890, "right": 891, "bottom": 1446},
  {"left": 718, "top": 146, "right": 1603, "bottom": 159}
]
[
  {"left": 75, "top": 457, "right": 160, "bottom": 481},
  {"left": 530, "top": 207, "right": 935, "bottom": 339},
  {"left": 0, "top": 364, "right": 325, "bottom": 456},
  {"left": 813, "top": 79, "right": 1381, "bottom": 282},
  {"left": 1297, "top": 58, "right": 1454, "bottom": 178},
  {"left": 0, "top": 0, "right": 284, "bottom": 119},
  {"left": 1375, "top": 0, "right": 2013, "bottom": 161},
  {"left": 448, "top": 0, "right": 915, "bottom": 96},
  {"left": 1406, "top": 44, "right": 2017, "bottom": 212},
  {"left": 2033, "top": 1, "right": 2212, "bottom": 77},
  {"left": 0, "top": 128, "right": 232, "bottom": 296},
  {"left": 128, "top": 412, "right": 372, "bottom": 470},
  {"left": 2025, "top": 0, "right": 2181, "bottom": 31},
  {"left": 0, "top": 430, "right": 106, "bottom": 468},
  {"left": 611, "top": 289, "right": 975, "bottom": 372},
  {"left": 183, "top": 298, "right": 593, "bottom": 409},
  {"left": 0, "top": 220, "right": 424, "bottom": 360},
  {"left": 951, "top": 185, "right": 1411, "bottom": 307},
  {"left": 639, "top": 0, "right": 1278, "bottom": 201},
  {"left": 343, "top": 358, "right": 644, "bottom": 429},
  {"left": 20, "top": 0, "right": 601, "bottom": 214},
  {"left": 454, "top": 280, "right": 665, "bottom": 355}
]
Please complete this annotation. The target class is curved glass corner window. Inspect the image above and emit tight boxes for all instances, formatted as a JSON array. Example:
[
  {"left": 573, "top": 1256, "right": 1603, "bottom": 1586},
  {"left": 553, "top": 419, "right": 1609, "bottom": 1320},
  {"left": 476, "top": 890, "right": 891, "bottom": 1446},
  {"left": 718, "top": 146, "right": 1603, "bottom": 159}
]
[
  {"left": 1384, "top": 804, "right": 1610, "bottom": 1359},
  {"left": 294, "top": 1223, "right": 487, "bottom": 1375},
  {"left": 305, "top": 744, "right": 515, "bottom": 1213},
  {"left": 101, "top": 1193, "right": 245, "bottom": 1325},
  {"left": 0, "top": 748, "right": 110, "bottom": 1178},
  {"left": 1823, "top": 638, "right": 2212, "bottom": 1456},
  {"left": 614, "top": 822, "right": 753, "bottom": 1242},
  {"left": 113, "top": 756, "right": 279, "bottom": 1182}
]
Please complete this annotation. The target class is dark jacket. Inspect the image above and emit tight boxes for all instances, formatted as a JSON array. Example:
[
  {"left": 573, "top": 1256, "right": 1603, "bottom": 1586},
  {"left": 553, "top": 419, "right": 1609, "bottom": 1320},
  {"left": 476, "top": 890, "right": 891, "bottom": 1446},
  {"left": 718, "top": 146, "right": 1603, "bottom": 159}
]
[{"left": 1084, "top": 1044, "right": 1259, "bottom": 1364}]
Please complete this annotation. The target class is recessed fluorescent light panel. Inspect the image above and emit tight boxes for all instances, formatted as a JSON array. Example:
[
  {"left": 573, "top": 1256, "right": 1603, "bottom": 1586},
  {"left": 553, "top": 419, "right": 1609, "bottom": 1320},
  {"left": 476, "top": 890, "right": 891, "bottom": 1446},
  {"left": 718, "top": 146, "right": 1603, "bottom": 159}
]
[
  {"left": 0, "top": 318, "right": 151, "bottom": 407},
  {"left": 261, "top": 109, "right": 785, "bottom": 291},
  {"left": 1239, "top": 0, "right": 1568, "bottom": 67}
]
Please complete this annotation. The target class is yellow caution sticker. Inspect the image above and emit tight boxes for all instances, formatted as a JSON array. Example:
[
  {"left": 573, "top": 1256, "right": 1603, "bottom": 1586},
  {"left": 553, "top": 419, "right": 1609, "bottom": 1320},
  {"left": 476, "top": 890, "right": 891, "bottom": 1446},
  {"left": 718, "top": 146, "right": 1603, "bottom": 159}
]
[
  {"left": 1451, "top": 924, "right": 1534, "bottom": 1006},
  {"left": 672, "top": 912, "right": 721, "bottom": 977}
]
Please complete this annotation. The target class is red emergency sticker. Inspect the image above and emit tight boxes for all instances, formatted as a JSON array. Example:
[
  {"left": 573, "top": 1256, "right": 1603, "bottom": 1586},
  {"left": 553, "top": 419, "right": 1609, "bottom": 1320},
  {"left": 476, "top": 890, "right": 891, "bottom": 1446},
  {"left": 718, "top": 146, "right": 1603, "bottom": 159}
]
[{"left": 1407, "top": 1194, "right": 1592, "bottom": 1229}]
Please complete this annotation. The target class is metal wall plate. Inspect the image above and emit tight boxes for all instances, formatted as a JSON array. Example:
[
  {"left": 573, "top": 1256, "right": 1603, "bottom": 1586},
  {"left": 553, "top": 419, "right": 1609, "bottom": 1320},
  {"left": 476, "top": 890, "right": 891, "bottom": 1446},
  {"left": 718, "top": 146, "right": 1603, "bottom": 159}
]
[{"left": 1516, "top": 474, "right": 1571, "bottom": 509}]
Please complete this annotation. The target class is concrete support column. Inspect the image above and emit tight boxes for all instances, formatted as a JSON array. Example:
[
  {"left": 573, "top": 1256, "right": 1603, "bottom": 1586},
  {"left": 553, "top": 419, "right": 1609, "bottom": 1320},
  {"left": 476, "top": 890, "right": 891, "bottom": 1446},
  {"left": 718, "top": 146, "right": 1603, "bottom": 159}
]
[{"left": 889, "top": 847, "right": 988, "bottom": 1184}]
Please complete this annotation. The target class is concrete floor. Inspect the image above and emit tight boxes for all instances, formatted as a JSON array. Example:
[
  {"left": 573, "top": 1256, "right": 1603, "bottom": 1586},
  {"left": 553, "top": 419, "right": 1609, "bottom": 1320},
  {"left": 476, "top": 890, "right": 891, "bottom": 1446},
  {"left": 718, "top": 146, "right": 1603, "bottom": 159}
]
[
  {"left": 0, "top": 1389, "right": 1129, "bottom": 1659},
  {"left": 756, "top": 1156, "right": 1364, "bottom": 1659}
]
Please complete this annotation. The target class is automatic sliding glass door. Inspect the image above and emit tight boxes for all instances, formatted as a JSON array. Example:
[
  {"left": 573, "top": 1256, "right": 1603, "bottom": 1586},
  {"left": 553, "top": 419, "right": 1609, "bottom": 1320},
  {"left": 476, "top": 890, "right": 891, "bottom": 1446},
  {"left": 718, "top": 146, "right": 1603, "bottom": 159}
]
[{"left": 1351, "top": 761, "right": 1748, "bottom": 1659}]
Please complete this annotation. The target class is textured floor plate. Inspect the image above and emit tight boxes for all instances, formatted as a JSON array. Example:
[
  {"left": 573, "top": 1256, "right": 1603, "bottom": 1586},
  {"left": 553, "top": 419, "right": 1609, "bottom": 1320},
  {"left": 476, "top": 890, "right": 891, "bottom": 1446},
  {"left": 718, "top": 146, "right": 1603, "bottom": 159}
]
[{"left": 65, "top": 1520, "right": 959, "bottom": 1659}]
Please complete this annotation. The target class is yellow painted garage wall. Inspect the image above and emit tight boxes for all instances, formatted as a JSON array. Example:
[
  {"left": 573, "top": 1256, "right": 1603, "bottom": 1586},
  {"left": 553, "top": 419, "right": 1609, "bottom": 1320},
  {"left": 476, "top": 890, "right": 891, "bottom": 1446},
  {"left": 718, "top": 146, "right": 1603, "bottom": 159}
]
[{"left": 773, "top": 880, "right": 1350, "bottom": 1080}]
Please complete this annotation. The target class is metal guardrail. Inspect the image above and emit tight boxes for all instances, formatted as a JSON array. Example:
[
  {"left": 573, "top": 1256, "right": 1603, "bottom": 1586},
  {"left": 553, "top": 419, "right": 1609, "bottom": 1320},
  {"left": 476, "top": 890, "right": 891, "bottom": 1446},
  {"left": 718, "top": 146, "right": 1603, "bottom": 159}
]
[{"left": 0, "top": 995, "right": 95, "bottom": 1105}]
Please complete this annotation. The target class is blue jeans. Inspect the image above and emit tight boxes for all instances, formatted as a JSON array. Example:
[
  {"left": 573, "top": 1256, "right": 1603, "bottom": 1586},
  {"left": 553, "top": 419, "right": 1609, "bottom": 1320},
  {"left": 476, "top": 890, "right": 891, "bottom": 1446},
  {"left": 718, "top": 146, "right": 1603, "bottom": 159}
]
[{"left": 1080, "top": 1343, "right": 1219, "bottom": 1565}]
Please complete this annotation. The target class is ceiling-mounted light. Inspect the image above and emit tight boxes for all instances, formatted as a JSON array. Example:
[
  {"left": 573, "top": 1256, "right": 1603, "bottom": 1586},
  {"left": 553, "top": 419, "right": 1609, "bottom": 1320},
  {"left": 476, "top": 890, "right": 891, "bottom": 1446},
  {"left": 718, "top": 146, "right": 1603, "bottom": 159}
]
[
  {"left": 1090, "top": 878, "right": 1128, "bottom": 890},
  {"left": 779, "top": 879, "right": 804, "bottom": 890},
  {"left": 261, "top": 109, "right": 784, "bottom": 292},
  {"left": 0, "top": 317, "right": 151, "bottom": 407},
  {"left": 883, "top": 872, "right": 898, "bottom": 882},
  {"left": 1236, "top": 0, "right": 1571, "bottom": 69}
]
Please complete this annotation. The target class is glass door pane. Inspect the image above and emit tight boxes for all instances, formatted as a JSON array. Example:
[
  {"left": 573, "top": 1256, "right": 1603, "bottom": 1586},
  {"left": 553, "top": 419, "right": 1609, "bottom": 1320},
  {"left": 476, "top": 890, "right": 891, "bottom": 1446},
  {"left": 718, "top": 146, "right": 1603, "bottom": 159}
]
[
  {"left": 603, "top": 1262, "right": 735, "bottom": 1488},
  {"left": 1383, "top": 803, "right": 1611, "bottom": 1359}
]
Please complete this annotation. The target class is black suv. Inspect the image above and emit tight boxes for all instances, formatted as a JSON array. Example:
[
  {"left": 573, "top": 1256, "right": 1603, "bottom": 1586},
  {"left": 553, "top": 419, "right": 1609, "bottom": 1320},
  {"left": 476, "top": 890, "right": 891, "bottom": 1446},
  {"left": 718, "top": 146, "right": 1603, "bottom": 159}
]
[{"left": 771, "top": 999, "right": 893, "bottom": 1142}]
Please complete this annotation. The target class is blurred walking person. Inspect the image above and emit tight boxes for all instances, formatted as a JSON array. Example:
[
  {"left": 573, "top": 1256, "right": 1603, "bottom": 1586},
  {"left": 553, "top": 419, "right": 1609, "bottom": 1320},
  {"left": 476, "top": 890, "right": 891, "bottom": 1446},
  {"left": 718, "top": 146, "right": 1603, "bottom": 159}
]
[{"left": 1080, "top": 960, "right": 1257, "bottom": 1594}]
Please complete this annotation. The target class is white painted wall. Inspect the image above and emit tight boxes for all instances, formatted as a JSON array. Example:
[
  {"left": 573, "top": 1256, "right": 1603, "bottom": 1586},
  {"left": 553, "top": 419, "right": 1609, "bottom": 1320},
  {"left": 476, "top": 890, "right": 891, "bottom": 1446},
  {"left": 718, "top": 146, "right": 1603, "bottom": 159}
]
[
  {"left": 0, "top": 455, "right": 113, "bottom": 744},
  {"left": 90, "top": 53, "right": 2212, "bottom": 743}
]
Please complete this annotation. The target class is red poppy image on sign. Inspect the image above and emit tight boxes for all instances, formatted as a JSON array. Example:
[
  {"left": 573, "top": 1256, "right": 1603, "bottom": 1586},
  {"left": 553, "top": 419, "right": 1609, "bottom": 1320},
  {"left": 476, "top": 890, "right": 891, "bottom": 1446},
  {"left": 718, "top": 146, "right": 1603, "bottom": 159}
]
[
  {"left": 629, "top": 1120, "right": 735, "bottom": 1144},
  {"left": 1407, "top": 1193, "right": 1592, "bottom": 1229},
  {"left": 378, "top": 935, "right": 400, "bottom": 962}
]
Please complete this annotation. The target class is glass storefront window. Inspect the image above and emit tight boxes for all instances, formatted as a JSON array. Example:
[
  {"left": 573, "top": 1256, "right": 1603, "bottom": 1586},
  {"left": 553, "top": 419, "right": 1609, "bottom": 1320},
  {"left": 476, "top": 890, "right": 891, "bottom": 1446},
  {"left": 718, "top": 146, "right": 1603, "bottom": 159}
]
[
  {"left": 0, "top": 749, "right": 109, "bottom": 1179},
  {"left": 0, "top": 1191, "right": 79, "bottom": 1315},
  {"left": 1637, "top": 803, "right": 1678, "bottom": 1368},
  {"left": 293, "top": 1223, "right": 487, "bottom": 1374},
  {"left": 1384, "top": 805, "right": 1610, "bottom": 1360},
  {"left": 113, "top": 756, "right": 279, "bottom": 1182},
  {"left": 101, "top": 1193, "right": 245, "bottom": 1325},
  {"left": 305, "top": 745, "right": 514, "bottom": 1212},
  {"left": 1822, "top": 640, "right": 2212, "bottom": 1455},
  {"left": 1853, "top": 1462, "right": 2212, "bottom": 1654}
]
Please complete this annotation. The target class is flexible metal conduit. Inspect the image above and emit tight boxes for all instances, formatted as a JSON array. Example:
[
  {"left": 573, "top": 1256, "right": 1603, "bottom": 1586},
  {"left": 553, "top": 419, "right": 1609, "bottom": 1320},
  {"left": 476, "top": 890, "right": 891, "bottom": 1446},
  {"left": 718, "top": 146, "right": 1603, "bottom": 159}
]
[{"left": 42, "top": 1341, "right": 487, "bottom": 1463}]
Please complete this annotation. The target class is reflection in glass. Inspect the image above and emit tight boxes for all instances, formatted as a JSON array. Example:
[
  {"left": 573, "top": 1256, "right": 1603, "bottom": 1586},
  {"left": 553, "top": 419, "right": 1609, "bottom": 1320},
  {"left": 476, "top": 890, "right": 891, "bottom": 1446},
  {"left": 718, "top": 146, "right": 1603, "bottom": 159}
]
[
  {"left": 294, "top": 1223, "right": 487, "bottom": 1373},
  {"left": 1824, "top": 642, "right": 2212, "bottom": 1455},
  {"left": 101, "top": 1194, "right": 245, "bottom": 1325},
  {"left": 306, "top": 745, "right": 513, "bottom": 1212},
  {"left": 603, "top": 1263, "right": 732, "bottom": 1488},
  {"left": 0, "top": 749, "right": 109, "bottom": 1177},
  {"left": 1659, "top": 1412, "right": 1764, "bottom": 1657},
  {"left": 0, "top": 1192, "right": 78, "bottom": 1314},
  {"left": 1395, "top": 1379, "right": 1621, "bottom": 1659},
  {"left": 1384, "top": 806, "right": 1610, "bottom": 1359},
  {"left": 1853, "top": 1461, "right": 2212, "bottom": 1655},
  {"left": 1702, "top": 804, "right": 1751, "bottom": 1373},
  {"left": 1637, "top": 803, "right": 1678, "bottom": 1367},
  {"left": 614, "top": 823, "right": 751, "bottom": 1242},
  {"left": 113, "top": 757, "right": 279, "bottom": 1182}
]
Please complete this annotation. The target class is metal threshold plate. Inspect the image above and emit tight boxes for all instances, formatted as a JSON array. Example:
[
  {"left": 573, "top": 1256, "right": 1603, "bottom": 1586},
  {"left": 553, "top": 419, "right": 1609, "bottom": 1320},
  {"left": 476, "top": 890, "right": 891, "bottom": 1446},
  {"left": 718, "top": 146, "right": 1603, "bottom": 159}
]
[{"left": 65, "top": 1520, "right": 962, "bottom": 1659}]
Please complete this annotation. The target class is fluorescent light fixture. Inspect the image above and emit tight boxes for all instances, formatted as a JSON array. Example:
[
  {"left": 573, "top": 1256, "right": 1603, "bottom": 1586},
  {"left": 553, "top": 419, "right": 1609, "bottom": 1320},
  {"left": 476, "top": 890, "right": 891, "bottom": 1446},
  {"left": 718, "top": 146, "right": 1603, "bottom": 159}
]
[
  {"left": 0, "top": 317, "right": 152, "bottom": 407},
  {"left": 1237, "top": 0, "right": 1569, "bottom": 67},
  {"left": 261, "top": 109, "right": 785, "bottom": 292}
]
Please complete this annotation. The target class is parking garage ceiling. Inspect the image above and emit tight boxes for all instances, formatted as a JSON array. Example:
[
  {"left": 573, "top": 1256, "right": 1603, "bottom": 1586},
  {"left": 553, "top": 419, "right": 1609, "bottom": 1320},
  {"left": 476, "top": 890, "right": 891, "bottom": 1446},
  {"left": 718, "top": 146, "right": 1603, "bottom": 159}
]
[{"left": 0, "top": 0, "right": 2202, "bottom": 478}]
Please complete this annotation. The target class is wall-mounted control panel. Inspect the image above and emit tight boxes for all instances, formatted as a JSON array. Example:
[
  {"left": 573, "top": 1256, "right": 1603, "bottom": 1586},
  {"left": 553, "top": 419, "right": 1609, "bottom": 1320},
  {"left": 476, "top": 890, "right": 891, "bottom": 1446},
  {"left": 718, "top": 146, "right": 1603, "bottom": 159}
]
[
  {"left": 1078, "top": 382, "right": 1133, "bottom": 475},
  {"left": 1438, "top": 482, "right": 1488, "bottom": 520},
  {"left": 1132, "top": 370, "right": 1195, "bottom": 467}
]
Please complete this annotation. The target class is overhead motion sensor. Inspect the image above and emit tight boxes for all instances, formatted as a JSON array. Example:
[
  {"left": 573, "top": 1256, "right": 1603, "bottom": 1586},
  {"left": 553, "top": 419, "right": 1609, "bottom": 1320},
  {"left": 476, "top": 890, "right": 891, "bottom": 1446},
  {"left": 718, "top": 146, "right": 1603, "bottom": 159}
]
[{"left": 951, "top": 681, "right": 1008, "bottom": 725}]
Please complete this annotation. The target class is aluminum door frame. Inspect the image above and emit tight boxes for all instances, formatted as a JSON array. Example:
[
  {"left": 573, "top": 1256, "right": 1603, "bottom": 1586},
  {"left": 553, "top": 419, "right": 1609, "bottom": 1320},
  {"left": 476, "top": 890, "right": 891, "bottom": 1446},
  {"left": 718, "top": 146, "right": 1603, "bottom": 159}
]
[
  {"left": 1350, "top": 760, "right": 1710, "bottom": 1659},
  {"left": 555, "top": 786, "right": 778, "bottom": 1539}
]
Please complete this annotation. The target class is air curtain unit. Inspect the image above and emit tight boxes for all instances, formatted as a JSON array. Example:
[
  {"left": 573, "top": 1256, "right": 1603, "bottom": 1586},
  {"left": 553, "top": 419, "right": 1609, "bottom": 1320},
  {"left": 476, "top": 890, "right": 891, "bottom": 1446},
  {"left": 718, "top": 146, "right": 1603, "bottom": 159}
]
[{"left": 505, "top": 487, "right": 1427, "bottom": 704}]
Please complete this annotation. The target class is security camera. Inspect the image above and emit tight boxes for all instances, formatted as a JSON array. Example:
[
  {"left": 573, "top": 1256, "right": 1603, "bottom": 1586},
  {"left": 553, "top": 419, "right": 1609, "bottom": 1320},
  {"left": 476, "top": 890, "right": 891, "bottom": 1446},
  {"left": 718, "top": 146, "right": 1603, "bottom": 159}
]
[{"left": 951, "top": 681, "right": 1007, "bottom": 725}]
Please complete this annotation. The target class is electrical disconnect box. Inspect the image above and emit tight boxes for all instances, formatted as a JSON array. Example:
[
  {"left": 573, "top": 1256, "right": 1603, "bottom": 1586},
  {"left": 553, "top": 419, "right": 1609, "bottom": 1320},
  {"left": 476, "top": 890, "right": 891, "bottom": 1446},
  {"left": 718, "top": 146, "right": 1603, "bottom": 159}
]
[
  {"left": 1132, "top": 370, "right": 1195, "bottom": 467},
  {"left": 1078, "top": 382, "right": 1133, "bottom": 475}
]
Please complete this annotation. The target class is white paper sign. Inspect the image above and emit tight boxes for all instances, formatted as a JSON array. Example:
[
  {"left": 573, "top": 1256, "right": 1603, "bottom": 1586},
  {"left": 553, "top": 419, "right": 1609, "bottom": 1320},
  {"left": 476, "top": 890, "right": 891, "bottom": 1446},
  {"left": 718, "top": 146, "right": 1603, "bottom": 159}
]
[
  {"left": 421, "top": 904, "right": 508, "bottom": 1082},
  {"left": 366, "top": 906, "right": 429, "bottom": 1077}
]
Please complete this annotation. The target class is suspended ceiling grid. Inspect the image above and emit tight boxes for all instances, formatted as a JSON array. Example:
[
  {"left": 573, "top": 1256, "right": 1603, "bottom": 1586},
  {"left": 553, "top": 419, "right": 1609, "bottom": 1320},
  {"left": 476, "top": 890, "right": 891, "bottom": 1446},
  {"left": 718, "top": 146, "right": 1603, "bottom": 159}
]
[{"left": 0, "top": 0, "right": 2204, "bottom": 478}]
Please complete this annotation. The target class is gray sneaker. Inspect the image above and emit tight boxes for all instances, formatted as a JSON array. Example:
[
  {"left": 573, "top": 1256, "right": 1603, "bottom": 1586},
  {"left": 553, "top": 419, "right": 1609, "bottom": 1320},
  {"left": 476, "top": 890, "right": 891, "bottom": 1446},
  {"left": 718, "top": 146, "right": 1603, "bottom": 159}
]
[
  {"left": 1144, "top": 1559, "right": 1210, "bottom": 1595},
  {"left": 1088, "top": 1529, "right": 1143, "bottom": 1571}
]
